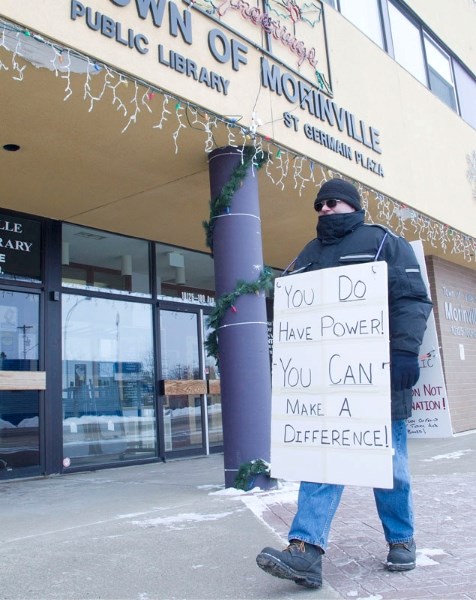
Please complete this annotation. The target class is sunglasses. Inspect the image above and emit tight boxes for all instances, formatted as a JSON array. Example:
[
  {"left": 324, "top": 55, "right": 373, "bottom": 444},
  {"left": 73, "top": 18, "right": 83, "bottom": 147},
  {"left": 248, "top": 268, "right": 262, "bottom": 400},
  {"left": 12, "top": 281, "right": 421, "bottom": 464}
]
[{"left": 314, "top": 198, "right": 342, "bottom": 212}]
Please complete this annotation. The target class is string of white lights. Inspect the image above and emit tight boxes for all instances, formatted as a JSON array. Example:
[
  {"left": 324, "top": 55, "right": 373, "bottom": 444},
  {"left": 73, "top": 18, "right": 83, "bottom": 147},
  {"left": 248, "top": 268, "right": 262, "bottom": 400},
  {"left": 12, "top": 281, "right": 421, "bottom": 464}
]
[
  {"left": 0, "top": 17, "right": 474, "bottom": 263},
  {"left": 153, "top": 94, "right": 172, "bottom": 131},
  {"left": 172, "top": 102, "right": 187, "bottom": 154}
]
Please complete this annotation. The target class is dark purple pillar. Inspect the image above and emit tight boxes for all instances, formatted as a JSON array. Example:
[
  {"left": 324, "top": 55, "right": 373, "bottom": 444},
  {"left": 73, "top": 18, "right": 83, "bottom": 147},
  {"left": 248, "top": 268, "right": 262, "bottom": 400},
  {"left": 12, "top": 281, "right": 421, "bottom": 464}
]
[{"left": 208, "top": 147, "right": 271, "bottom": 488}]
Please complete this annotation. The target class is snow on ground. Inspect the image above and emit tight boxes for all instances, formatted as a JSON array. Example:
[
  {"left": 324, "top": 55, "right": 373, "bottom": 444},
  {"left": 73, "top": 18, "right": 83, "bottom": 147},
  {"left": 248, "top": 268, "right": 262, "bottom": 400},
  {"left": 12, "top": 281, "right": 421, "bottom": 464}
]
[
  {"left": 416, "top": 547, "right": 449, "bottom": 566},
  {"left": 422, "top": 449, "right": 473, "bottom": 461},
  {"left": 130, "top": 511, "right": 235, "bottom": 529}
]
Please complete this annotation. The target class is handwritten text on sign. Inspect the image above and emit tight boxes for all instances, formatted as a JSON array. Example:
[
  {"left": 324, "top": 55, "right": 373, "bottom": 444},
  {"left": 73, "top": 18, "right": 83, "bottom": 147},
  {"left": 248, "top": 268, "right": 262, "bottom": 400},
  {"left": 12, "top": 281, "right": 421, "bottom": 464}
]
[{"left": 271, "top": 262, "right": 393, "bottom": 488}]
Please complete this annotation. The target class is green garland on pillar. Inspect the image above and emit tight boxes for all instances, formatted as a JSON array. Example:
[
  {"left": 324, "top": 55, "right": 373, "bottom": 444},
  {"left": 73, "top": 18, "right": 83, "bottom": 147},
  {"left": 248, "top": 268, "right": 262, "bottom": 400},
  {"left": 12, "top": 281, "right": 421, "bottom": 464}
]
[
  {"left": 203, "top": 146, "right": 272, "bottom": 362},
  {"left": 205, "top": 267, "right": 274, "bottom": 361},
  {"left": 234, "top": 458, "right": 272, "bottom": 491},
  {"left": 203, "top": 147, "right": 267, "bottom": 254},
  {"left": 203, "top": 150, "right": 274, "bottom": 489}
]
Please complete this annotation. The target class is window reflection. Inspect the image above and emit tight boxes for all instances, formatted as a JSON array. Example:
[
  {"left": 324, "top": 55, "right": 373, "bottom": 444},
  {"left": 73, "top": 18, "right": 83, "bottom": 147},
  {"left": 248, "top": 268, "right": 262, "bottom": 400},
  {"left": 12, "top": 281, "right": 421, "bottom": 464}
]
[
  {"left": 156, "top": 244, "right": 215, "bottom": 300},
  {"left": 387, "top": 3, "right": 427, "bottom": 84},
  {"left": 62, "top": 224, "right": 150, "bottom": 297},
  {"left": 339, "top": 0, "right": 384, "bottom": 49},
  {"left": 62, "top": 294, "right": 156, "bottom": 467},
  {"left": 454, "top": 61, "right": 476, "bottom": 129},
  {"left": 0, "top": 291, "right": 40, "bottom": 476},
  {"left": 163, "top": 394, "right": 203, "bottom": 452},
  {"left": 160, "top": 310, "right": 203, "bottom": 451},
  {"left": 160, "top": 311, "right": 200, "bottom": 379},
  {"left": 203, "top": 320, "right": 222, "bottom": 449},
  {"left": 424, "top": 36, "right": 457, "bottom": 111}
]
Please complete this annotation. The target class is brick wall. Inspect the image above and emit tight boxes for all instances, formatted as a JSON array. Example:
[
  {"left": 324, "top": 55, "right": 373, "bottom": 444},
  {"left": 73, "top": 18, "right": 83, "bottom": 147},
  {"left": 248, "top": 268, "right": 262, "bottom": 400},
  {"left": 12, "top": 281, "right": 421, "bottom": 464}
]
[{"left": 426, "top": 256, "right": 476, "bottom": 433}]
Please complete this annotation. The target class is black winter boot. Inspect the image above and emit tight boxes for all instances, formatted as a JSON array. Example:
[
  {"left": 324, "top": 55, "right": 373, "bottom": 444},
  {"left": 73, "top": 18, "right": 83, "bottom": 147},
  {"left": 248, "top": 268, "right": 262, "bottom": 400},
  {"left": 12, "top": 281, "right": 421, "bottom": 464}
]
[
  {"left": 386, "top": 539, "right": 416, "bottom": 571},
  {"left": 256, "top": 540, "right": 322, "bottom": 588}
]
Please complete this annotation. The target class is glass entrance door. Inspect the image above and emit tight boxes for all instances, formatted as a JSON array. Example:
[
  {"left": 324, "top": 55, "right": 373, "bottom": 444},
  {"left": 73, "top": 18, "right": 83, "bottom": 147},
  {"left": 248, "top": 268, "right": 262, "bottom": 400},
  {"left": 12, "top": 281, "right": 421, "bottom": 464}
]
[
  {"left": 203, "top": 316, "right": 222, "bottom": 451},
  {"left": 0, "top": 290, "right": 41, "bottom": 478},
  {"left": 61, "top": 294, "right": 156, "bottom": 469},
  {"left": 159, "top": 306, "right": 206, "bottom": 454}
]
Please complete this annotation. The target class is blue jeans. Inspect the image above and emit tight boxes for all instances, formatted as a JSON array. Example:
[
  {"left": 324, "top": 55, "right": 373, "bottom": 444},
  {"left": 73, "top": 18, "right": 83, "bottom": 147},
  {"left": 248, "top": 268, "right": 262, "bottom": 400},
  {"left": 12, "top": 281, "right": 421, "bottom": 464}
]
[{"left": 288, "top": 419, "right": 414, "bottom": 551}]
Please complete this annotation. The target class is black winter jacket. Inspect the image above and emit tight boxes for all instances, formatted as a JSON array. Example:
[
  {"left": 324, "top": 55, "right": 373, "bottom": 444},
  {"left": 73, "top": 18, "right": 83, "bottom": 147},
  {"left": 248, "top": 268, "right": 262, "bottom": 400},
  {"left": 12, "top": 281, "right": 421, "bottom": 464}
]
[{"left": 292, "top": 210, "right": 433, "bottom": 420}]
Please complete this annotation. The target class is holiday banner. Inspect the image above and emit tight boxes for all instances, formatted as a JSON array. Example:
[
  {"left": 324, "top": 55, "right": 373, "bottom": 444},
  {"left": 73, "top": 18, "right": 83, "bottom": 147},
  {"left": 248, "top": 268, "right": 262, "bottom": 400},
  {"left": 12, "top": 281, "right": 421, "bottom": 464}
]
[
  {"left": 407, "top": 241, "right": 452, "bottom": 438},
  {"left": 270, "top": 261, "right": 394, "bottom": 488}
]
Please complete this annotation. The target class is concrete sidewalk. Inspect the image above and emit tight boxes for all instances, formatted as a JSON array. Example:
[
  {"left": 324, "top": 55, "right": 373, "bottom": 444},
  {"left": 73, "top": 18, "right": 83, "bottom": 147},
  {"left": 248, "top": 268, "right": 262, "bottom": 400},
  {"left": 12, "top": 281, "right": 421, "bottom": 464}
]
[{"left": 0, "top": 432, "right": 475, "bottom": 600}]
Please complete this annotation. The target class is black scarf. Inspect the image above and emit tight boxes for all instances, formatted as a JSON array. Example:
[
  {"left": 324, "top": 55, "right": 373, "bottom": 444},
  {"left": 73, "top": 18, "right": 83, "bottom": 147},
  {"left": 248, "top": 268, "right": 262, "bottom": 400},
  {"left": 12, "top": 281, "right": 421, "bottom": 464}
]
[{"left": 316, "top": 210, "right": 365, "bottom": 245}]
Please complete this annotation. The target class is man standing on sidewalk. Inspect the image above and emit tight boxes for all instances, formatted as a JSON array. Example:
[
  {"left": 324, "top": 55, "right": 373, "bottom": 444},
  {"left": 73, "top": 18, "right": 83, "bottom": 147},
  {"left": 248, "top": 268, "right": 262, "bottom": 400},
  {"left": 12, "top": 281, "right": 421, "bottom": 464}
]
[{"left": 256, "top": 178, "right": 432, "bottom": 589}]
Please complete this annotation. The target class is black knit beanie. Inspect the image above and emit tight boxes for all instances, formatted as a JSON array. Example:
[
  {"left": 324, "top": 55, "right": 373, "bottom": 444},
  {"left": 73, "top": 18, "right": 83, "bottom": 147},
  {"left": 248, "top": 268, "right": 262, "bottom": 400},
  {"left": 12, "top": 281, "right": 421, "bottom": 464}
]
[{"left": 314, "top": 178, "right": 361, "bottom": 211}]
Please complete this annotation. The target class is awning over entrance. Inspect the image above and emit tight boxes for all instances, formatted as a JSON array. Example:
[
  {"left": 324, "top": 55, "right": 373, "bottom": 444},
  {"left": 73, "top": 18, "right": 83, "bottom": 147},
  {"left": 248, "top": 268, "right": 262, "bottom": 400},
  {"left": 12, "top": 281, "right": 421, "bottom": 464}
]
[{"left": 0, "top": 16, "right": 474, "bottom": 270}]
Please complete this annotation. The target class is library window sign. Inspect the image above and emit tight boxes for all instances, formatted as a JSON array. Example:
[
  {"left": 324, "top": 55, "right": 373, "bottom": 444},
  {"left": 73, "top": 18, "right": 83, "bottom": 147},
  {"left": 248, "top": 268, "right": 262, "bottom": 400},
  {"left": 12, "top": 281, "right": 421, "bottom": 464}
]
[{"left": 0, "top": 215, "right": 41, "bottom": 281}]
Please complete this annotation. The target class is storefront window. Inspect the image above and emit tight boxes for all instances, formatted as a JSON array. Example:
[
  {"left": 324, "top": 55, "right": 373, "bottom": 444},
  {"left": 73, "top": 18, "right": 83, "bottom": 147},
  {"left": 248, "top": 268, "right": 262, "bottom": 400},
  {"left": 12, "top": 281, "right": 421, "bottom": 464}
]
[
  {"left": 62, "top": 224, "right": 150, "bottom": 297},
  {"left": 156, "top": 243, "right": 215, "bottom": 301},
  {"left": 0, "top": 291, "right": 40, "bottom": 476},
  {"left": 62, "top": 294, "right": 155, "bottom": 467}
]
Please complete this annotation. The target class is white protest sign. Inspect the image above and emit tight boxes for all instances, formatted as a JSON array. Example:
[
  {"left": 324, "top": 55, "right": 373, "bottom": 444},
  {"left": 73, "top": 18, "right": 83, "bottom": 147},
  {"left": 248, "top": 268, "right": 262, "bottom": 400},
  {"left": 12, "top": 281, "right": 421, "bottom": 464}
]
[
  {"left": 271, "top": 262, "right": 394, "bottom": 489},
  {"left": 407, "top": 241, "right": 452, "bottom": 438}
]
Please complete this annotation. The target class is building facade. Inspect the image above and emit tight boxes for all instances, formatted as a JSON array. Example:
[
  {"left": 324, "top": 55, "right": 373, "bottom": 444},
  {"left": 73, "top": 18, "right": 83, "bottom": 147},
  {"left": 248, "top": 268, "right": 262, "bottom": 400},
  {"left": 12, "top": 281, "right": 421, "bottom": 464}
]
[{"left": 0, "top": 0, "right": 475, "bottom": 480}]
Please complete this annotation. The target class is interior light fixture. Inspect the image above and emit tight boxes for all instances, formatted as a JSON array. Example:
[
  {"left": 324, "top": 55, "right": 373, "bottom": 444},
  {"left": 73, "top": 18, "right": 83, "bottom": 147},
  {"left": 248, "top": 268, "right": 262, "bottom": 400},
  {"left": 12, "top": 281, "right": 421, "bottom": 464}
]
[
  {"left": 121, "top": 254, "right": 132, "bottom": 276},
  {"left": 61, "top": 242, "right": 70, "bottom": 266},
  {"left": 167, "top": 251, "right": 185, "bottom": 268},
  {"left": 167, "top": 252, "right": 186, "bottom": 284},
  {"left": 175, "top": 266, "right": 186, "bottom": 285}
]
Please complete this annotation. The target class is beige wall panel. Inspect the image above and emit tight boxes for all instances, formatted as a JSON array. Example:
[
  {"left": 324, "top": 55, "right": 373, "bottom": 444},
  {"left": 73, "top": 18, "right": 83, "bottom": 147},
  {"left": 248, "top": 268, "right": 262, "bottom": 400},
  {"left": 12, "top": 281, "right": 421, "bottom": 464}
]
[
  {"left": 0, "top": 0, "right": 329, "bottom": 129},
  {"left": 407, "top": 0, "right": 476, "bottom": 70},
  {"left": 1, "top": 1, "right": 475, "bottom": 240},
  {"left": 0, "top": 2, "right": 328, "bottom": 132},
  {"left": 0, "top": 1, "right": 267, "bottom": 123}
]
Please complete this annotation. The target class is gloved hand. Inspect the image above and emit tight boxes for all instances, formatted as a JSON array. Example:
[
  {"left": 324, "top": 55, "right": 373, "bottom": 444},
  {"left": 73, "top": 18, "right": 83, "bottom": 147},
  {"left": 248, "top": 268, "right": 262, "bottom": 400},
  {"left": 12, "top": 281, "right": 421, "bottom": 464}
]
[{"left": 391, "top": 350, "right": 420, "bottom": 391}]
